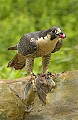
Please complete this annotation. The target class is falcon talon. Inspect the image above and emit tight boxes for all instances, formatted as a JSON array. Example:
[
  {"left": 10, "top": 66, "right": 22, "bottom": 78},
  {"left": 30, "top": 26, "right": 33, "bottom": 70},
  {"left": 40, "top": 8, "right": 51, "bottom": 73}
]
[
  {"left": 29, "top": 73, "right": 36, "bottom": 80},
  {"left": 8, "top": 26, "right": 66, "bottom": 74},
  {"left": 37, "top": 73, "right": 40, "bottom": 77},
  {"left": 37, "top": 73, "right": 46, "bottom": 78},
  {"left": 41, "top": 73, "right": 46, "bottom": 77},
  {"left": 32, "top": 73, "right": 36, "bottom": 78},
  {"left": 46, "top": 72, "right": 52, "bottom": 78},
  {"left": 47, "top": 72, "right": 52, "bottom": 76}
]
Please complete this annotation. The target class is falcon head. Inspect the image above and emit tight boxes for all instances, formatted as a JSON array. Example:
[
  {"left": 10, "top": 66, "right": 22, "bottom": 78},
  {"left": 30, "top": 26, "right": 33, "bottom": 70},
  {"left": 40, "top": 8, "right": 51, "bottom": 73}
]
[{"left": 48, "top": 26, "right": 66, "bottom": 40}]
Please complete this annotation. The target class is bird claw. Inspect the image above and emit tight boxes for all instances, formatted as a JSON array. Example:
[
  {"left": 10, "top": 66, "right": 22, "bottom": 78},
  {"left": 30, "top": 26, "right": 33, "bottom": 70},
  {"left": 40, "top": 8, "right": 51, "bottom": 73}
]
[{"left": 30, "top": 72, "right": 36, "bottom": 79}]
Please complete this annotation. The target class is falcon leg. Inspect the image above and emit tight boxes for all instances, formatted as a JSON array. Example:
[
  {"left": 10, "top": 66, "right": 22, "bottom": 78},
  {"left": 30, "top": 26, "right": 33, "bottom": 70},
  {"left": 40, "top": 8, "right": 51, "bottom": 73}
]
[
  {"left": 42, "top": 54, "right": 51, "bottom": 73},
  {"left": 26, "top": 57, "right": 37, "bottom": 91},
  {"left": 26, "top": 57, "right": 34, "bottom": 75}
]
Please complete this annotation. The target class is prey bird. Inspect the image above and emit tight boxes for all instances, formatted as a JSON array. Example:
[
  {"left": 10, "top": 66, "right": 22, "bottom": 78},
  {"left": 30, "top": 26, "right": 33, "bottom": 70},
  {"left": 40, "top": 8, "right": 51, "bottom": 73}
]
[{"left": 8, "top": 26, "right": 66, "bottom": 74}]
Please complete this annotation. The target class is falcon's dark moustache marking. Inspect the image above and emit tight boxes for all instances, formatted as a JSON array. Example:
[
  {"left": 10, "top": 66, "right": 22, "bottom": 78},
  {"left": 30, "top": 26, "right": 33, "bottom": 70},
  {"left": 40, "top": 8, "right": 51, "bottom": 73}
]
[{"left": 50, "top": 34, "right": 57, "bottom": 40}]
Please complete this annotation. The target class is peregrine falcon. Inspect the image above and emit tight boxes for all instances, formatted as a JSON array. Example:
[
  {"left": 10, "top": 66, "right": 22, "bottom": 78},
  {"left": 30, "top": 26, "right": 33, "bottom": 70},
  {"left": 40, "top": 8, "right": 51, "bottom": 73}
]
[{"left": 7, "top": 26, "right": 66, "bottom": 74}]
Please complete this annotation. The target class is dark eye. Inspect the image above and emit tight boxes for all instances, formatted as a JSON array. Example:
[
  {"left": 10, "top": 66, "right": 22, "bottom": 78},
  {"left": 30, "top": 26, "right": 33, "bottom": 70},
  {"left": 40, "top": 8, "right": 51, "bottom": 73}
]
[{"left": 52, "top": 30, "right": 55, "bottom": 33}]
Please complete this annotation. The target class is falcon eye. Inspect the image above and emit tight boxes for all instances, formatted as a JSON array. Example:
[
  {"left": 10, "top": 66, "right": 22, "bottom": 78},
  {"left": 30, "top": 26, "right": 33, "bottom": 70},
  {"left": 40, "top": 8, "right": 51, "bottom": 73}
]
[{"left": 52, "top": 30, "right": 55, "bottom": 33}]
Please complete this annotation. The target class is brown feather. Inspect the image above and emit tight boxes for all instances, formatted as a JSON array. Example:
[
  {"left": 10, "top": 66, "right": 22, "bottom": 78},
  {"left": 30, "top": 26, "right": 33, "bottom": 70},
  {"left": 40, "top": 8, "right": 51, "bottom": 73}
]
[
  {"left": 8, "top": 45, "right": 17, "bottom": 50},
  {"left": 7, "top": 53, "right": 26, "bottom": 70}
]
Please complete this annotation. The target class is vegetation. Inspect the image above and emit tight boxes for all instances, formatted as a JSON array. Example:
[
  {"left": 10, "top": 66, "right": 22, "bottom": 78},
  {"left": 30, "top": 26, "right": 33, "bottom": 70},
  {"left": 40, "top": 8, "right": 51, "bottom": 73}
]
[{"left": 0, "top": 0, "right": 78, "bottom": 79}]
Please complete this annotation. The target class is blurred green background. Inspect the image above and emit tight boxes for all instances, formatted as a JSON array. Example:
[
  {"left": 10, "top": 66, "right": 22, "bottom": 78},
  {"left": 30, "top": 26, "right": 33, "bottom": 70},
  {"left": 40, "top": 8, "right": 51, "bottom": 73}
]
[{"left": 0, "top": 0, "right": 78, "bottom": 79}]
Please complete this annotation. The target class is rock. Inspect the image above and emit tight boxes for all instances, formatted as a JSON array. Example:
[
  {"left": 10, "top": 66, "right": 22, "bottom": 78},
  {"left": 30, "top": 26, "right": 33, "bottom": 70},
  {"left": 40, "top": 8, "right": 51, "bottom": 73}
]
[{"left": 0, "top": 70, "right": 78, "bottom": 120}]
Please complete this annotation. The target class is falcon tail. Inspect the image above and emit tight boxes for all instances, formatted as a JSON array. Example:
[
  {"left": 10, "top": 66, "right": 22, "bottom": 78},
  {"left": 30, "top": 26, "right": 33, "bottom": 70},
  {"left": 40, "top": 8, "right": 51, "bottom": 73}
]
[
  {"left": 8, "top": 45, "right": 17, "bottom": 50},
  {"left": 7, "top": 53, "right": 26, "bottom": 70}
]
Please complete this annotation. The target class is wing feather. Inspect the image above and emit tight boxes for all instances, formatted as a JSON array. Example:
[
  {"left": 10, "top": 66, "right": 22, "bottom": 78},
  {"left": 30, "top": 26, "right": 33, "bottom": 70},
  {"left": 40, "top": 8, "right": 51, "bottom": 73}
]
[
  {"left": 52, "top": 39, "right": 63, "bottom": 53},
  {"left": 17, "top": 34, "right": 37, "bottom": 56}
]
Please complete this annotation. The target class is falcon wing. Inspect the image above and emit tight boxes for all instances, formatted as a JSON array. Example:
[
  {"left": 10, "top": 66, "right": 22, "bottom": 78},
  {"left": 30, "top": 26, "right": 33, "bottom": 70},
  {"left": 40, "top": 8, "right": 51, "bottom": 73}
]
[
  {"left": 7, "top": 53, "right": 26, "bottom": 70},
  {"left": 17, "top": 34, "right": 37, "bottom": 56},
  {"left": 51, "top": 39, "right": 63, "bottom": 53},
  {"left": 7, "top": 32, "right": 38, "bottom": 69}
]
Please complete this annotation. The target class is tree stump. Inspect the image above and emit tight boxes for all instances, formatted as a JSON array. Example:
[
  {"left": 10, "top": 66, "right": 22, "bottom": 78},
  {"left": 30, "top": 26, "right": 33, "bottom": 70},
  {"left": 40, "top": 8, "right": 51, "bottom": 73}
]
[{"left": 0, "top": 70, "right": 78, "bottom": 120}]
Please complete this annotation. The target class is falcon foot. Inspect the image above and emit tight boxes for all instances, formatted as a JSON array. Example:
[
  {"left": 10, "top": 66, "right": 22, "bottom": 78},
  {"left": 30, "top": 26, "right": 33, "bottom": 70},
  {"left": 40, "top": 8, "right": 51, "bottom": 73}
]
[{"left": 47, "top": 72, "right": 60, "bottom": 80}]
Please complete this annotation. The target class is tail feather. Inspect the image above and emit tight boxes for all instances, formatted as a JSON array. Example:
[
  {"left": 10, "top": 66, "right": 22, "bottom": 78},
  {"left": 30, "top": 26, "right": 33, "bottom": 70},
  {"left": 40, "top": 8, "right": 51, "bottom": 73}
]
[
  {"left": 7, "top": 53, "right": 26, "bottom": 70},
  {"left": 8, "top": 45, "right": 17, "bottom": 50}
]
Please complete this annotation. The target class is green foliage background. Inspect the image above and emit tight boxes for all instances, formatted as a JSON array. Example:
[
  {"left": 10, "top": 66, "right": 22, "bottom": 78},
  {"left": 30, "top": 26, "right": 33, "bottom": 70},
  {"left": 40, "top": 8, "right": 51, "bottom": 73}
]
[{"left": 0, "top": 0, "right": 78, "bottom": 79}]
